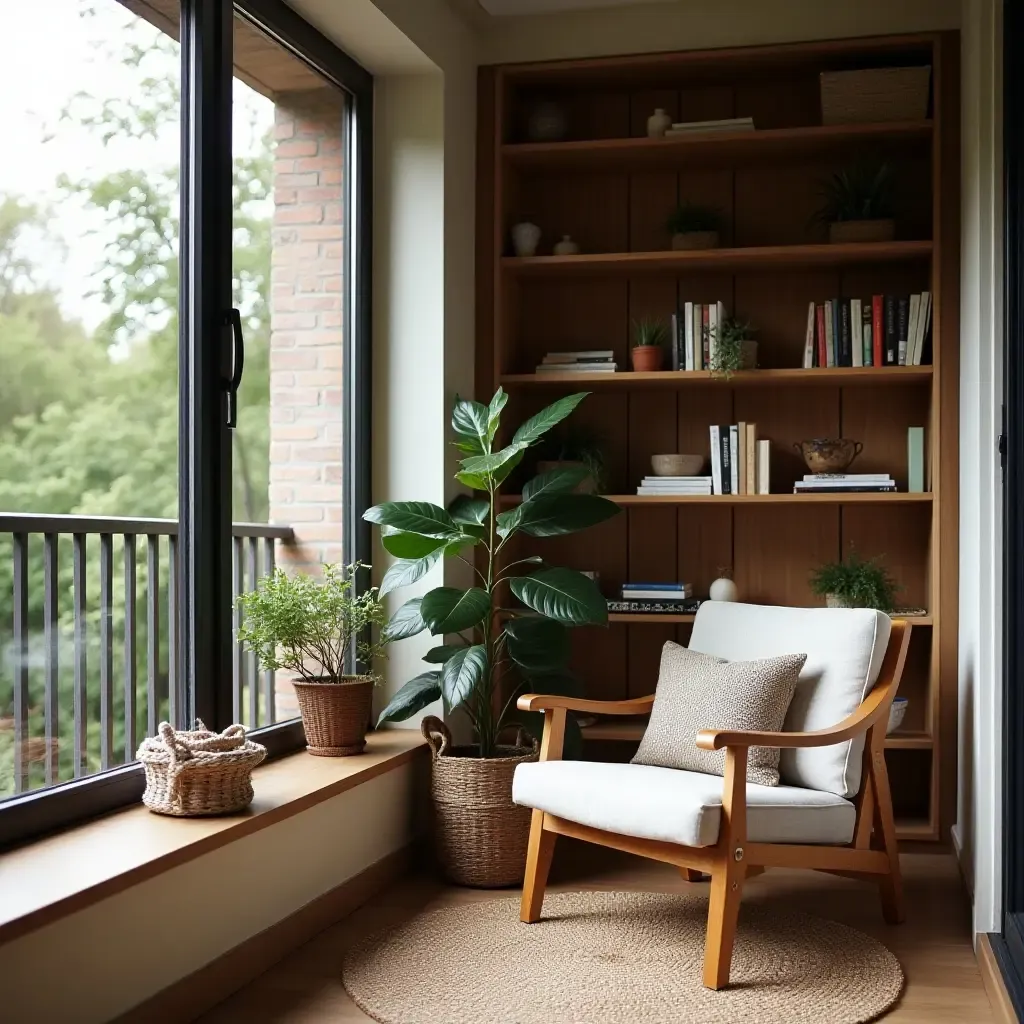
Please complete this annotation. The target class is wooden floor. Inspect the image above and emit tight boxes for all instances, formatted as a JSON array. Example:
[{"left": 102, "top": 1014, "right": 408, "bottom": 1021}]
[{"left": 200, "top": 843, "right": 993, "bottom": 1023}]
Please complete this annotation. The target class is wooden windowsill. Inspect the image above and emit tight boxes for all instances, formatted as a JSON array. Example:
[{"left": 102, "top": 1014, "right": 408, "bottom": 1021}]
[{"left": 0, "top": 729, "right": 427, "bottom": 946}]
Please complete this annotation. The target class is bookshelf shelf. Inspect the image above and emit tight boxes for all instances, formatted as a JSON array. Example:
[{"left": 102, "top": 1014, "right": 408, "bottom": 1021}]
[
  {"left": 502, "top": 492, "right": 932, "bottom": 507},
  {"left": 502, "top": 240, "right": 932, "bottom": 278},
  {"left": 503, "top": 120, "right": 933, "bottom": 172},
  {"left": 501, "top": 367, "right": 933, "bottom": 388}
]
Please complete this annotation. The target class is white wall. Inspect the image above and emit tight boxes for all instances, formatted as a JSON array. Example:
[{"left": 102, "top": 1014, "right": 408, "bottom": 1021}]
[{"left": 956, "top": 0, "right": 1004, "bottom": 937}]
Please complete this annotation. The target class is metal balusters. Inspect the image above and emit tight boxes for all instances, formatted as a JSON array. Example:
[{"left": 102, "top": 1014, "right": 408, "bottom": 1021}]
[
  {"left": 232, "top": 536, "right": 244, "bottom": 723},
  {"left": 247, "top": 536, "right": 259, "bottom": 728},
  {"left": 123, "top": 535, "right": 137, "bottom": 762},
  {"left": 262, "top": 538, "right": 276, "bottom": 725},
  {"left": 73, "top": 533, "right": 87, "bottom": 778},
  {"left": 12, "top": 533, "right": 29, "bottom": 794},
  {"left": 168, "top": 535, "right": 178, "bottom": 727},
  {"left": 99, "top": 534, "right": 114, "bottom": 770},
  {"left": 147, "top": 535, "right": 160, "bottom": 735},
  {"left": 43, "top": 534, "right": 58, "bottom": 786}
]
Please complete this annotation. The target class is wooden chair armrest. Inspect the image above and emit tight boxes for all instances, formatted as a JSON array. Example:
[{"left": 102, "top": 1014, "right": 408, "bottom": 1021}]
[{"left": 517, "top": 694, "right": 655, "bottom": 716}]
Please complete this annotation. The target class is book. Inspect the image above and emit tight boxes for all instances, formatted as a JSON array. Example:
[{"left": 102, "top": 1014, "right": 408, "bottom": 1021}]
[
  {"left": 793, "top": 484, "right": 897, "bottom": 493},
  {"left": 668, "top": 116, "right": 754, "bottom": 131},
  {"left": 872, "top": 294, "right": 884, "bottom": 367},
  {"left": 833, "top": 297, "right": 844, "bottom": 366},
  {"left": 838, "top": 298, "right": 850, "bottom": 367},
  {"left": 897, "top": 296, "right": 910, "bottom": 365},
  {"left": 909, "top": 291, "right": 932, "bottom": 365},
  {"left": 622, "top": 588, "right": 693, "bottom": 600},
  {"left": 737, "top": 422, "right": 747, "bottom": 496},
  {"left": 851, "top": 297, "right": 863, "bottom": 368},
  {"left": 708, "top": 302, "right": 720, "bottom": 369},
  {"left": 709, "top": 425, "right": 723, "bottom": 495},
  {"left": 637, "top": 487, "right": 713, "bottom": 495},
  {"left": 906, "top": 293, "right": 921, "bottom": 368},
  {"left": 863, "top": 306, "right": 873, "bottom": 367},
  {"left": 638, "top": 476, "right": 712, "bottom": 484},
  {"left": 824, "top": 299, "right": 836, "bottom": 367},
  {"left": 543, "top": 350, "right": 614, "bottom": 362},
  {"left": 816, "top": 304, "right": 827, "bottom": 368},
  {"left": 745, "top": 423, "right": 757, "bottom": 495},
  {"left": 884, "top": 295, "right": 897, "bottom": 365},
  {"left": 756, "top": 439, "right": 770, "bottom": 495},
  {"left": 702, "top": 305, "right": 711, "bottom": 368},
  {"left": 607, "top": 598, "right": 704, "bottom": 615},
  {"left": 683, "top": 301, "right": 694, "bottom": 371},
  {"left": 670, "top": 312, "right": 681, "bottom": 371},
  {"left": 729, "top": 425, "right": 740, "bottom": 495},
  {"left": 692, "top": 302, "right": 703, "bottom": 370},
  {"left": 802, "top": 473, "right": 893, "bottom": 482},
  {"left": 908, "top": 426, "right": 925, "bottom": 492},
  {"left": 623, "top": 582, "right": 692, "bottom": 590},
  {"left": 802, "top": 301, "right": 815, "bottom": 368},
  {"left": 720, "top": 425, "right": 733, "bottom": 495},
  {"left": 535, "top": 363, "right": 618, "bottom": 373}
]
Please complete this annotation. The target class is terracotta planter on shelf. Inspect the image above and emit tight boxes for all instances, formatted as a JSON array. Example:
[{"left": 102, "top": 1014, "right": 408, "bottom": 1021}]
[
  {"left": 671, "top": 230, "right": 720, "bottom": 251},
  {"left": 292, "top": 676, "right": 374, "bottom": 756},
  {"left": 631, "top": 345, "right": 664, "bottom": 372},
  {"left": 828, "top": 219, "right": 895, "bottom": 244}
]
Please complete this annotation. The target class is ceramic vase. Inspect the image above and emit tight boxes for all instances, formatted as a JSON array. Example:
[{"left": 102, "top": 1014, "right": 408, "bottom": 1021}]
[
  {"left": 709, "top": 576, "right": 739, "bottom": 602},
  {"left": 511, "top": 222, "right": 541, "bottom": 257},
  {"left": 647, "top": 108, "right": 672, "bottom": 138},
  {"left": 553, "top": 235, "right": 580, "bottom": 256}
]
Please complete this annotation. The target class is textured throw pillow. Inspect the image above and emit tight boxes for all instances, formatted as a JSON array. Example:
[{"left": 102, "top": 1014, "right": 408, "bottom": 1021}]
[{"left": 632, "top": 642, "right": 806, "bottom": 786}]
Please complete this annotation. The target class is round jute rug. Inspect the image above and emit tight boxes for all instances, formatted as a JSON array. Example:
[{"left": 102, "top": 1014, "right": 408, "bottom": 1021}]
[{"left": 341, "top": 890, "right": 904, "bottom": 1024}]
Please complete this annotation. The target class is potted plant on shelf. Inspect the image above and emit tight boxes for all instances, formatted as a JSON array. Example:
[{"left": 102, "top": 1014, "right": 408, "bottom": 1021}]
[
  {"left": 534, "top": 425, "right": 607, "bottom": 494},
  {"left": 364, "top": 389, "right": 619, "bottom": 887},
  {"left": 236, "top": 563, "right": 388, "bottom": 756},
  {"left": 711, "top": 316, "right": 758, "bottom": 378},
  {"left": 666, "top": 202, "right": 723, "bottom": 250},
  {"left": 630, "top": 316, "right": 669, "bottom": 372},
  {"left": 810, "top": 550, "right": 899, "bottom": 612},
  {"left": 814, "top": 162, "right": 895, "bottom": 244}
]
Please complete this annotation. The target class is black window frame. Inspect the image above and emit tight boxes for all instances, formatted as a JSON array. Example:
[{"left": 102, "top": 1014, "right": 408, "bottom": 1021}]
[{"left": 0, "top": 0, "right": 372, "bottom": 850}]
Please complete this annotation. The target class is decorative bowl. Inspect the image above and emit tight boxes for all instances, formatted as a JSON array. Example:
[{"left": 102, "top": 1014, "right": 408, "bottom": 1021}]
[
  {"left": 887, "top": 697, "right": 909, "bottom": 735},
  {"left": 651, "top": 453, "right": 705, "bottom": 476},
  {"left": 793, "top": 438, "right": 864, "bottom": 473}
]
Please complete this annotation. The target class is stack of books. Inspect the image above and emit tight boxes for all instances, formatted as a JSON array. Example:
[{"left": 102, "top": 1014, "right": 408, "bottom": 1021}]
[
  {"left": 793, "top": 473, "right": 897, "bottom": 494},
  {"left": 608, "top": 583, "right": 702, "bottom": 615},
  {"left": 536, "top": 350, "right": 618, "bottom": 374},
  {"left": 636, "top": 475, "right": 713, "bottom": 496},
  {"left": 801, "top": 293, "right": 932, "bottom": 369},
  {"left": 670, "top": 300, "right": 726, "bottom": 371},
  {"left": 709, "top": 424, "right": 771, "bottom": 495},
  {"left": 665, "top": 116, "right": 754, "bottom": 136}
]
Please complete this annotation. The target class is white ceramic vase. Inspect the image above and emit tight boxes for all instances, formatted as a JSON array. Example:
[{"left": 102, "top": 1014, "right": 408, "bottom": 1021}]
[
  {"left": 709, "top": 576, "right": 739, "bottom": 602},
  {"left": 511, "top": 221, "right": 541, "bottom": 257},
  {"left": 647, "top": 108, "right": 672, "bottom": 138},
  {"left": 553, "top": 235, "right": 580, "bottom": 256}
]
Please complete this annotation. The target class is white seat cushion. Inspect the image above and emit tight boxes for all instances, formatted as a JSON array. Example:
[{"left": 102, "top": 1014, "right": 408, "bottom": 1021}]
[
  {"left": 688, "top": 602, "right": 890, "bottom": 798},
  {"left": 513, "top": 760, "right": 856, "bottom": 848}
]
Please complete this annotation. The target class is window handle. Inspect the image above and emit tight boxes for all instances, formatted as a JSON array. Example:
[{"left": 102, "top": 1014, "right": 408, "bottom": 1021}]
[{"left": 223, "top": 308, "right": 245, "bottom": 429}]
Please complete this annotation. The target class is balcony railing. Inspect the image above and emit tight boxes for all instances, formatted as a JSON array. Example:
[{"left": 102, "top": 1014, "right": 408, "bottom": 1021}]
[{"left": 0, "top": 514, "right": 295, "bottom": 798}]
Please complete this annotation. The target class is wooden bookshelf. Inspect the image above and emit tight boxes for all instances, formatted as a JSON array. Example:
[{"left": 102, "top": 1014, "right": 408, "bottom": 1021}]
[{"left": 477, "top": 32, "right": 959, "bottom": 846}]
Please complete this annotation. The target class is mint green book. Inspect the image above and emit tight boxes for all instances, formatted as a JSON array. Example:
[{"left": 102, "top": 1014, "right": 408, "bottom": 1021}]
[{"left": 907, "top": 427, "right": 925, "bottom": 492}]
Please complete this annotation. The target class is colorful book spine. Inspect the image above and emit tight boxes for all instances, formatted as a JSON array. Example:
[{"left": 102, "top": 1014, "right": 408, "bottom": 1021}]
[
  {"left": 884, "top": 295, "right": 897, "bottom": 365},
  {"left": 908, "top": 426, "right": 925, "bottom": 492},
  {"left": 862, "top": 306, "right": 873, "bottom": 366},
  {"left": 839, "top": 299, "right": 851, "bottom": 367},
  {"left": 702, "top": 305, "right": 711, "bottom": 368},
  {"left": 816, "top": 304, "right": 827, "bottom": 368},
  {"left": 872, "top": 294, "right": 884, "bottom": 367}
]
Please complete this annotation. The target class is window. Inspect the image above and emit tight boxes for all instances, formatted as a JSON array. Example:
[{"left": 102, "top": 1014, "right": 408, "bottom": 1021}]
[{"left": 0, "top": 0, "right": 371, "bottom": 847}]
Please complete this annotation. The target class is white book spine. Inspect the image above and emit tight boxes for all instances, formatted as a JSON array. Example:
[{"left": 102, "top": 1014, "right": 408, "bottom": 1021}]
[
  {"left": 710, "top": 425, "right": 722, "bottom": 495},
  {"left": 683, "top": 301, "right": 694, "bottom": 372},
  {"left": 708, "top": 303, "right": 719, "bottom": 369},
  {"left": 757, "top": 439, "right": 770, "bottom": 495},
  {"left": 803, "top": 301, "right": 815, "bottom": 368},
  {"left": 851, "top": 298, "right": 863, "bottom": 367},
  {"left": 912, "top": 291, "right": 931, "bottom": 365},
  {"left": 729, "top": 425, "right": 740, "bottom": 495},
  {"left": 906, "top": 293, "right": 921, "bottom": 369},
  {"left": 693, "top": 304, "right": 704, "bottom": 371}
]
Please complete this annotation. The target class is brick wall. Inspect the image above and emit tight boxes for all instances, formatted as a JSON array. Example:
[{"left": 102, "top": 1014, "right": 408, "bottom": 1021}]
[{"left": 269, "top": 87, "right": 346, "bottom": 715}]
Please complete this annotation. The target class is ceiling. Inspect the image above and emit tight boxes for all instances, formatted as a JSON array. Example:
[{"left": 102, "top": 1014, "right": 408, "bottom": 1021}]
[{"left": 477, "top": 0, "right": 678, "bottom": 14}]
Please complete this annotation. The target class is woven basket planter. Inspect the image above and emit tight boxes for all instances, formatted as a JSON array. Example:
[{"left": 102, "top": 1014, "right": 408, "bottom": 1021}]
[
  {"left": 293, "top": 676, "right": 374, "bottom": 756},
  {"left": 420, "top": 715, "right": 538, "bottom": 888},
  {"left": 138, "top": 721, "right": 266, "bottom": 817}
]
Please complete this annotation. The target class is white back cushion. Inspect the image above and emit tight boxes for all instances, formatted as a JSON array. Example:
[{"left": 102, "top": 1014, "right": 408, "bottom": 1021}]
[{"left": 688, "top": 602, "right": 890, "bottom": 797}]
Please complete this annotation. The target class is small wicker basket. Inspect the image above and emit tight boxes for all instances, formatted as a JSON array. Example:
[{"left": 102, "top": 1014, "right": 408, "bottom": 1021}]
[{"left": 138, "top": 721, "right": 266, "bottom": 817}]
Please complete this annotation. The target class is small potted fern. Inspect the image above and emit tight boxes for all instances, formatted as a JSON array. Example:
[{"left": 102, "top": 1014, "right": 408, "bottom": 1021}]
[
  {"left": 810, "top": 550, "right": 899, "bottom": 612},
  {"left": 631, "top": 316, "right": 669, "bottom": 372},
  {"left": 237, "top": 563, "right": 389, "bottom": 756},
  {"left": 814, "top": 162, "right": 895, "bottom": 244},
  {"left": 711, "top": 317, "right": 758, "bottom": 378},
  {"left": 666, "top": 202, "right": 722, "bottom": 250}
]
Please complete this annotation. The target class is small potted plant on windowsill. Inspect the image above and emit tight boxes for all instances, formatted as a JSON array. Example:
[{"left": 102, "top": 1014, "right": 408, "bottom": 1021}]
[
  {"left": 814, "top": 162, "right": 895, "bottom": 244},
  {"left": 666, "top": 202, "right": 723, "bottom": 250},
  {"left": 237, "top": 563, "right": 388, "bottom": 756},
  {"left": 711, "top": 316, "right": 758, "bottom": 378},
  {"left": 810, "top": 550, "right": 899, "bottom": 612},
  {"left": 630, "top": 316, "right": 669, "bottom": 372}
]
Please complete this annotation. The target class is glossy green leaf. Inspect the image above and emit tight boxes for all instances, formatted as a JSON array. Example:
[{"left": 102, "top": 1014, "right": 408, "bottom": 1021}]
[
  {"left": 420, "top": 586, "right": 491, "bottom": 634},
  {"left": 504, "top": 616, "right": 570, "bottom": 671},
  {"left": 455, "top": 470, "right": 489, "bottom": 491},
  {"left": 510, "top": 568, "right": 607, "bottom": 625},
  {"left": 517, "top": 493, "right": 620, "bottom": 538},
  {"left": 522, "top": 464, "right": 590, "bottom": 502},
  {"left": 382, "top": 596, "right": 427, "bottom": 642},
  {"left": 441, "top": 644, "right": 487, "bottom": 711},
  {"left": 459, "top": 442, "right": 528, "bottom": 477},
  {"left": 379, "top": 549, "right": 443, "bottom": 598},
  {"left": 487, "top": 387, "right": 508, "bottom": 442},
  {"left": 448, "top": 495, "right": 490, "bottom": 526},
  {"left": 451, "top": 397, "right": 490, "bottom": 453},
  {"left": 376, "top": 672, "right": 441, "bottom": 725},
  {"left": 492, "top": 447, "right": 525, "bottom": 487},
  {"left": 363, "top": 501, "right": 460, "bottom": 539},
  {"left": 511, "top": 393, "right": 589, "bottom": 447},
  {"left": 423, "top": 643, "right": 464, "bottom": 665},
  {"left": 381, "top": 529, "right": 447, "bottom": 559}
]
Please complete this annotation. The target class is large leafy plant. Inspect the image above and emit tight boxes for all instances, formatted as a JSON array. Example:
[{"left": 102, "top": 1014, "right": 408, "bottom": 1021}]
[{"left": 364, "top": 390, "right": 619, "bottom": 757}]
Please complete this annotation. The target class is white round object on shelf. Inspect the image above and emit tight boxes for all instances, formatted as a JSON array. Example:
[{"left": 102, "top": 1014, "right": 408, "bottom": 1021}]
[{"left": 709, "top": 577, "right": 738, "bottom": 602}]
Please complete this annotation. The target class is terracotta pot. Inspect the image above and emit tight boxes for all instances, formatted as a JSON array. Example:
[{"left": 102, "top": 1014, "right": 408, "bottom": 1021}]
[
  {"left": 292, "top": 676, "right": 374, "bottom": 756},
  {"left": 536, "top": 459, "right": 597, "bottom": 493},
  {"left": 828, "top": 219, "right": 895, "bottom": 244},
  {"left": 631, "top": 345, "right": 664, "bottom": 372},
  {"left": 671, "top": 230, "right": 720, "bottom": 251},
  {"left": 794, "top": 438, "right": 864, "bottom": 474}
]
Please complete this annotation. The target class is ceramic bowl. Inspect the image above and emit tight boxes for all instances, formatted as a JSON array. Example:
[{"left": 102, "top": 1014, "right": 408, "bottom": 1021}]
[
  {"left": 651, "top": 453, "right": 705, "bottom": 476},
  {"left": 793, "top": 438, "right": 864, "bottom": 473},
  {"left": 887, "top": 697, "right": 909, "bottom": 735}
]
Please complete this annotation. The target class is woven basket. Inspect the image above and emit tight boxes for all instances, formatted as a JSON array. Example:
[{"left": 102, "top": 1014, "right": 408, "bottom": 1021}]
[
  {"left": 420, "top": 715, "right": 538, "bottom": 888},
  {"left": 293, "top": 676, "right": 374, "bottom": 756},
  {"left": 820, "top": 65, "right": 931, "bottom": 125},
  {"left": 138, "top": 721, "right": 266, "bottom": 817}
]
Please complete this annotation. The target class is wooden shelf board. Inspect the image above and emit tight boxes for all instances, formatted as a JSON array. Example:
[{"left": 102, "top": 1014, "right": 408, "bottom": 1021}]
[
  {"left": 504, "top": 120, "right": 933, "bottom": 171},
  {"left": 884, "top": 731, "right": 933, "bottom": 750},
  {"left": 502, "top": 493, "right": 932, "bottom": 507},
  {"left": 502, "top": 240, "right": 933, "bottom": 278},
  {"left": 502, "top": 367, "right": 933, "bottom": 388}
]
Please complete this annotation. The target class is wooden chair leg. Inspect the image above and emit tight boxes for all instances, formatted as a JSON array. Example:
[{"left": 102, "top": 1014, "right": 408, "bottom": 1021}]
[
  {"left": 869, "top": 746, "right": 906, "bottom": 925},
  {"left": 681, "top": 868, "right": 704, "bottom": 882},
  {"left": 703, "top": 861, "right": 746, "bottom": 990},
  {"left": 521, "top": 810, "right": 556, "bottom": 923}
]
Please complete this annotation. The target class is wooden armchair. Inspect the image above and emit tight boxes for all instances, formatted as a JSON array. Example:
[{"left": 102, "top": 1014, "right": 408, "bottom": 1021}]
[{"left": 512, "top": 605, "right": 911, "bottom": 991}]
